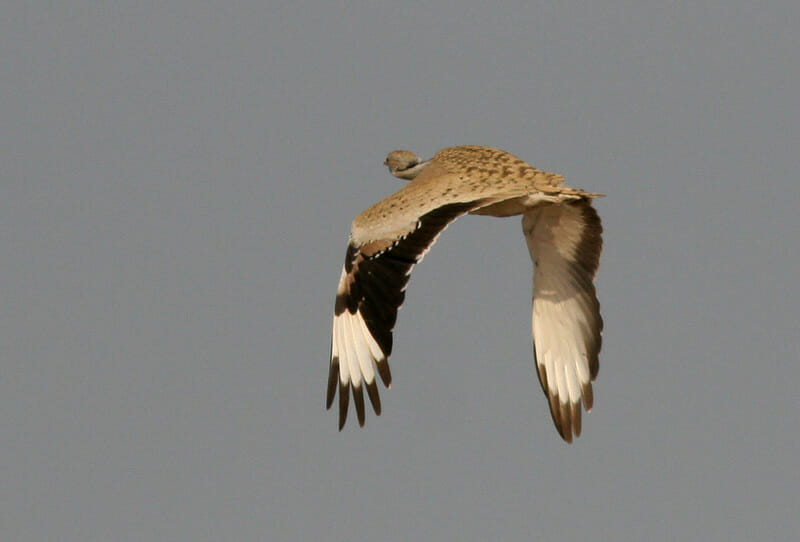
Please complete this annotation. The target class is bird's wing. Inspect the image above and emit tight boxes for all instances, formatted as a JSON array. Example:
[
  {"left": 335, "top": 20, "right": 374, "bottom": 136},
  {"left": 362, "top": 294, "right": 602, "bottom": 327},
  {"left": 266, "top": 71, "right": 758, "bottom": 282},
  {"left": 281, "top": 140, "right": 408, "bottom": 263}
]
[
  {"left": 328, "top": 199, "right": 492, "bottom": 429},
  {"left": 522, "top": 200, "right": 603, "bottom": 442}
]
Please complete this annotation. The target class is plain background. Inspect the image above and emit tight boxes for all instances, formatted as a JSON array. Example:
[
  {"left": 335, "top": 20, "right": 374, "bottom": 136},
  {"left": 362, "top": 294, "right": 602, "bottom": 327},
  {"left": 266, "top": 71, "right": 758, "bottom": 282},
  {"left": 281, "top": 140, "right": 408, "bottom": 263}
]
[{"left": 2, "top": 2, "right": 798, "bottom": 540}]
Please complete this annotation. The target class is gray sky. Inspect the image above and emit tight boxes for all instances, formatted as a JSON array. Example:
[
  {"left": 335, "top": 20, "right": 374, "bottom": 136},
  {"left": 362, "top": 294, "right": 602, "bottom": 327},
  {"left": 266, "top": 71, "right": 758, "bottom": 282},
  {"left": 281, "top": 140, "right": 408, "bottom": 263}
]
[{"left": 2, "top": 2, "right": 799, "bottom": 540}]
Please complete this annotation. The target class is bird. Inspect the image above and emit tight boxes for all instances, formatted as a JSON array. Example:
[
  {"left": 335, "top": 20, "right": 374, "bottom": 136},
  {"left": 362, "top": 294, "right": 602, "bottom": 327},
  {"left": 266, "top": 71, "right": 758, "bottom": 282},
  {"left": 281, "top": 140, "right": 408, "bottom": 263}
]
[{"left": 327, "top": 145, "right": 603, "bottom": 442}]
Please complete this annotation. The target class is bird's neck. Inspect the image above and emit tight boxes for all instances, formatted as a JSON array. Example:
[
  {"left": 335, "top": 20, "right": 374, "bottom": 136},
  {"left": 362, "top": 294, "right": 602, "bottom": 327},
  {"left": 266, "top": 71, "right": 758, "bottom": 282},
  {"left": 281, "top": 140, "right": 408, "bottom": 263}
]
[{"left": 394, "top": 160, "right": 431, "bottom": 180}]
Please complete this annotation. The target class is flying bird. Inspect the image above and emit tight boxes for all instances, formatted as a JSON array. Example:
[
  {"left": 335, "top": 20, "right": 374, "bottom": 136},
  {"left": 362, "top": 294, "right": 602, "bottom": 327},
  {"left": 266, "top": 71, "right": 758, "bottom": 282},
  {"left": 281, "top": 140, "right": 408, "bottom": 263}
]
[{"left": 327, "top": 145, "right": 603, "bottom": 442}]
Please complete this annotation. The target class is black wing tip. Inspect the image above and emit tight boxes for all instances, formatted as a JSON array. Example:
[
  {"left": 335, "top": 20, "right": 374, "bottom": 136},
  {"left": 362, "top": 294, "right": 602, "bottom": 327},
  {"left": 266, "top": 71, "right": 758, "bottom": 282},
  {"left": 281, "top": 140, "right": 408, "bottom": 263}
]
[
  {"left": 338, "top": 383, "right": 349, "bottom": 431},
  {"left": 326, "top": 357, "right": 339, "bottom": 410},
  {"left": 581, "top": 382, "right": 594, "bottom": 411},
  {"left": 556, "top": 419, "right": 574, "bottom": 444},
  {"left": 589, "top": 349, "right": 600, "bottom": 380},
  {"left": 571, "top": 401, "right": 582, "bottom": 438},
  {"left": 547, "top": 392, "right": 589, "bottom": 444},
  {"left": 559, "top": 400, "right": 572, "bottom": 443},
  {"left": 366, "top": 380, "right": 382, "bottom": 416},
  {"left": 377, "top": 359, "right": 392, "bottom": 388},
  {"left": 555, "top": 418, "right": 573, "bottom": 443},
  {"left": 353, "top": 385, "right": 366, "bottom": 427},
  {"left": 332, "top": 376, "right": 388, "bottom": 429}
]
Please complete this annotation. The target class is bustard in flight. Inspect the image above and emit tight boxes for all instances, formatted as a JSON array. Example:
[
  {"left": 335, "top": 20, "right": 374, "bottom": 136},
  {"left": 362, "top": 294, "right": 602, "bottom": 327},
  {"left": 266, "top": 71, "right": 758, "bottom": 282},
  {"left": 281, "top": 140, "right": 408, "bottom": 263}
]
[{"left": 327, "top": 145, "right": 603, "bottom": 442}]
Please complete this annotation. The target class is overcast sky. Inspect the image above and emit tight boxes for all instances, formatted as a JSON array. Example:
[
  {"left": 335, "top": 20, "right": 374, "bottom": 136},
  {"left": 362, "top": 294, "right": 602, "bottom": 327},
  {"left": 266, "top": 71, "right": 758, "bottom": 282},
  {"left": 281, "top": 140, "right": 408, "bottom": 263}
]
[{"left": 2, "top": 2, "right": 799, "bottom": 540}]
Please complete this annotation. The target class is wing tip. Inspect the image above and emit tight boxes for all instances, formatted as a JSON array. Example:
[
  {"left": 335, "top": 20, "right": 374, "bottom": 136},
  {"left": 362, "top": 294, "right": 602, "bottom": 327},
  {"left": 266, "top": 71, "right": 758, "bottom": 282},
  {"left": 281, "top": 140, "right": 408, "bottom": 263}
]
[
  {"left": 377, "top": 358, "right": 392, "bottom": 388},
  {"left": 337, "top": 382, "right": 349, "bottom": 431},
  {"left": 329, "top": 360, "right": 390, "bottom": 429},
  {"left": 366, "top": 380, "right": 382, "bottom": 416},
  {"left": 353, "top": 385, "right": 366, "bottom": 427},
  {"left": 581, "top": 381, "right": 594, "bottom": 411},
  {"left": 326, "top": 356, "right": 339, "bottom": 410},
  {"left": 546, "top": 390, "right": 594, "bottom": 444}
]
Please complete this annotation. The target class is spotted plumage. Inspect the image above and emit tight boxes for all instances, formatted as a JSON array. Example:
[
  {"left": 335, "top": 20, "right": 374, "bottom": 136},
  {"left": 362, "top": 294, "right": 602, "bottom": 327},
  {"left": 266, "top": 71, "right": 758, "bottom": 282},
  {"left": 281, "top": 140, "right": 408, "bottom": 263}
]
[{"left": 328, "top": 145, "right": 603, "bottom": 442}]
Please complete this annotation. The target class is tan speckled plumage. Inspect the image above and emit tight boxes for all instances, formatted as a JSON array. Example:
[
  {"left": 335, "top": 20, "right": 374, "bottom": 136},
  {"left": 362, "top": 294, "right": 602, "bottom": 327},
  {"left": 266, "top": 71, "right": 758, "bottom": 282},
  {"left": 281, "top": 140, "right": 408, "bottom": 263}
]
[
  {"left": 328, "top": 145, "right": 604, "bottom": 442},
  {"left": 352, "top": 146, "right": 597, "bottom": 248}
]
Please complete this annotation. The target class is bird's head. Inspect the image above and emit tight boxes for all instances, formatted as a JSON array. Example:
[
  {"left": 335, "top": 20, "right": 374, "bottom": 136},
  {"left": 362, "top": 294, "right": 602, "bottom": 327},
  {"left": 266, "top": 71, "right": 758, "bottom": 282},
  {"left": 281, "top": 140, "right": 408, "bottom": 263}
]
[{"left": 384, "top": 150, "right": 430, "bottom": 180}]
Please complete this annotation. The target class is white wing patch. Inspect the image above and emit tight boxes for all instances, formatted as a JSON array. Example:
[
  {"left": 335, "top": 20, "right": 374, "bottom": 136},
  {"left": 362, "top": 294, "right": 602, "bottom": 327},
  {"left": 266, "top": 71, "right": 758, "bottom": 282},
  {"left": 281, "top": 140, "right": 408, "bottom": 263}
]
[
  {"left": 523, "top": 201, "right": 602, "bottom": 442},
  {"left": 330, "top": 267, "right": 389, "bottom": 427}
]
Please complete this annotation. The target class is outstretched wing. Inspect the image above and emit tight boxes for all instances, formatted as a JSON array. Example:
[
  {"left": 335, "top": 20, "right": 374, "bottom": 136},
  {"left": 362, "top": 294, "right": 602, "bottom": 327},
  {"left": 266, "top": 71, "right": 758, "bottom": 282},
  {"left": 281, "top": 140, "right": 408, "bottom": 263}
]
[
  {"left": 328, "top": 201, "right": 482, "bottom": 429},
  {"left": 522, "top": 200, "right": 603, "bottom": 442}
]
